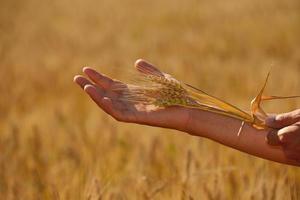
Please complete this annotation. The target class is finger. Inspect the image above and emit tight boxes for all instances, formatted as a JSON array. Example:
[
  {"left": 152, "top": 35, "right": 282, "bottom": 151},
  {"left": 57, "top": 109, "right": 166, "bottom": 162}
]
[
  {"left": 277, "top": 122, "right": 300, "bottom": 143},
  {"left": 135, "top": 59, "right": 164, "bottom": 77},
  {"left": 266, "top": 109, "right": 300, "bottom": 128},
  {"left": 84, "top": 84, "right": 110, "bottom": 114},
  {"left": 73, "top": 75, "right": 93, "bottom": 89},
  {"left": 83, "top": 67, "right": 114, "bottom": 89},
  {"left": 84, "top": 84, "right": 125, "bottom": 121}
]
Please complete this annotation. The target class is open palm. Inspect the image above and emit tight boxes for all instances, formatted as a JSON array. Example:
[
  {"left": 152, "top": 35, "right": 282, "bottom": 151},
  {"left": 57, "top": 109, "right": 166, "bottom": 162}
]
[{"left": 74, "top": 59, "right": 190, "bottom": 131}]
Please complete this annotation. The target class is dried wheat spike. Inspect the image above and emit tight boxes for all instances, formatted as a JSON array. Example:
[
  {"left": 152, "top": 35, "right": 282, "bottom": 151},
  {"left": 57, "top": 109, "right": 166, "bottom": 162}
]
[{"left": 117, "top": 60, "right": 300, "bottom": 131}]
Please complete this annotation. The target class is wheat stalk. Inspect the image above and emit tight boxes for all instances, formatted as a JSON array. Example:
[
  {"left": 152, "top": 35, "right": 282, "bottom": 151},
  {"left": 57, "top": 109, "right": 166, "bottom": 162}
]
[{"left": 114, "top": 60, "right": 300, "bottom": 132}]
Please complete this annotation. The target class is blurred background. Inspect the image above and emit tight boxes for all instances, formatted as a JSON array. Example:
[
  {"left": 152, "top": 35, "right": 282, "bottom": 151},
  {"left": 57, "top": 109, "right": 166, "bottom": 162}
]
[{"left": 1, "top": 0, "right": 300, "bottom": 199}]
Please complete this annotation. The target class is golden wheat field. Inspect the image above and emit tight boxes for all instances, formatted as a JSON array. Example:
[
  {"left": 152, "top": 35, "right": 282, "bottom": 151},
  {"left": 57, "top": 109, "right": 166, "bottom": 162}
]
[{"left": 1, "top": 0, "right": 300, "bottom": 199}]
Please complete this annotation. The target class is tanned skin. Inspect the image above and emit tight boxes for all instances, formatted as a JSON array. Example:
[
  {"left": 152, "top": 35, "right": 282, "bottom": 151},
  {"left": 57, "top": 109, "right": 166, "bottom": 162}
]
[{"left": 74, "top": 60, "right": 300, "bottom": 166}]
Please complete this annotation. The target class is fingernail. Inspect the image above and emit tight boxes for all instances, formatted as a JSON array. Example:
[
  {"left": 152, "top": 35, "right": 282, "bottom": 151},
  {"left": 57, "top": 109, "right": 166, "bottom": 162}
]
[
  {"left": 73, "top": 75, "right": 80, "bottom": 82},
  {"left": 277, "top": 129, "right": 286, "bottom": 142},
  {"left": 278, "top": 134, "right": 285, "bottom": 141},
  {"left": 277, "top": 128, "right": 286, "bottom": 136},
  {"left": 84, "top": 84, "right": 93, "bottom": 91},
  {"left": 82, "top": 67, "right": 91, "bottom": 73},
  {"left": 135, "top": 58, "right": 145, "bottom": 67}
]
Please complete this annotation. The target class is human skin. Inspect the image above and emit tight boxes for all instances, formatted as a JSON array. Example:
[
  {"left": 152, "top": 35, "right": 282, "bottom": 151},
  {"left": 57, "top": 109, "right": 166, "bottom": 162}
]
[
  {"left": 266, "top": 109, "right": 300, "bottom": 163},
  {"left": 73, "top": 59, "right": 300, "bottom": 166}
]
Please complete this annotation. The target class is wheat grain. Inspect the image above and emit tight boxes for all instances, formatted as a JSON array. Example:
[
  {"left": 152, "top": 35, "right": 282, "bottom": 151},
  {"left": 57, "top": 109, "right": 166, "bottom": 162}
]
[{"left": 115, "top": 61, "right": 300, "bottom": 132}]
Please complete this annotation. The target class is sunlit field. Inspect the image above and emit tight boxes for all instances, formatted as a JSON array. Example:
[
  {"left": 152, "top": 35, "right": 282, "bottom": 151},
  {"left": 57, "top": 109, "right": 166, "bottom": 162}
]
[{"left": 1, "top": 0, "right": 300, "bottom": 199}]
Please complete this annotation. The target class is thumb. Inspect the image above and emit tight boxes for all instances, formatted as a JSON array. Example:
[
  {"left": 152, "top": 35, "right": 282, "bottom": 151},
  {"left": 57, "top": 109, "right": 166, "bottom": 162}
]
[
  {"left": 277, "top": 124, "right": 300, "bottom": 143},
  {"left": 266, "top": 109, "right": 300, "bottom": 129}
]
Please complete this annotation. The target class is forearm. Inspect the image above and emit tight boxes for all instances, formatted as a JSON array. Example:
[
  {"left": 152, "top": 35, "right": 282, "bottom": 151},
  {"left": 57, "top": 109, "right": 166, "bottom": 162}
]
[
  {"left": 184, "top": 109, "right": 300, "bottom": 166},
  {"left": 76, "top": 63, "right": 300, "bottom": 166}
]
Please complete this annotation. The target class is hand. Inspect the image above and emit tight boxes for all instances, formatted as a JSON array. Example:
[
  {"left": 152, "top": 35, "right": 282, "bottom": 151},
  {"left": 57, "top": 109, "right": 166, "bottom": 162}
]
[
  {"left": 73, "top": 59, "right": 300, "bottom": 166},
  {"left": 73, "top": 59, "right": 191, "bottom": 132},
  {"left": 266, "top": 109, "right": 300, "bottom": 162}
]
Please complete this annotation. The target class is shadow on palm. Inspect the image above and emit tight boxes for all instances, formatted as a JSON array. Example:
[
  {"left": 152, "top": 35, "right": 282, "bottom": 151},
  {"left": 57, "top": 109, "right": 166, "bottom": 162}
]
[{"left": 74, "top": 59, "right": 189, "bottom": 129}]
